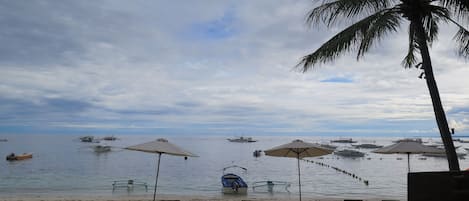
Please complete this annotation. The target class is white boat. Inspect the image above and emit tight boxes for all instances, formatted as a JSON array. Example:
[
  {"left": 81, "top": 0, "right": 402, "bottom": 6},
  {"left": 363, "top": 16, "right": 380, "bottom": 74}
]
[
  {"left": 227, "top": 137, "right": 257, "bottom": 143},
  {"left": 393, "top": 138, "right": 423, "bottom": 144},
  {"left": 221, "top": 165, "right": 248, "bottom": 194},
  {"left": 80, "top": 136, "right": 100, "bottom": 143},
  {"left": 331, "top": 138, "right": 357, "bottom": 143},
  {"left": 93, "top": 145, "right": 111, "bottom": 153}
]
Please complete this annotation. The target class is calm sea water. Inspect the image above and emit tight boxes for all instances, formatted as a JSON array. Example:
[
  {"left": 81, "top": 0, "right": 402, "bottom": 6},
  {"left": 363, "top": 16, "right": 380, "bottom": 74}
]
[{"left": 1, "top": 134, "right": 469, "bottom": 200}]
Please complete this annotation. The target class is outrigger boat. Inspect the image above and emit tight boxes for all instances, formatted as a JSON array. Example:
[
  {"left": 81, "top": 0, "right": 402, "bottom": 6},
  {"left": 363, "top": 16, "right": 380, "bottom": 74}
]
[{"left": 221, "top": 165, "right": 248, "bottom": 194}]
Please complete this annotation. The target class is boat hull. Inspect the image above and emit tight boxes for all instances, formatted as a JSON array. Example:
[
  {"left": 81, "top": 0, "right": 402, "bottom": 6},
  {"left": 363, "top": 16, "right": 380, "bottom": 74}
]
[
  {"left": 6, "top": 153, "right": 33, "bottom": 161},
  {"left": 221, "top": 173, "right": 248, "bottom": 194}
]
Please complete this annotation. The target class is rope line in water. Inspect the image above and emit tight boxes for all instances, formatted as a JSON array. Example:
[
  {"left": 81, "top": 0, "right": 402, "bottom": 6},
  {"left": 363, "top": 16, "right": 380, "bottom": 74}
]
[{"left": 302, "top": 159, "right": 369, "bottom": 186}]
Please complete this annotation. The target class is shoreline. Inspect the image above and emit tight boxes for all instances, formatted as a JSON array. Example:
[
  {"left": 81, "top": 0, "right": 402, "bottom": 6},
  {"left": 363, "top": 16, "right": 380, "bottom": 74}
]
[{"left": 0, "top": 194, "right": 398, "bottom": 201}]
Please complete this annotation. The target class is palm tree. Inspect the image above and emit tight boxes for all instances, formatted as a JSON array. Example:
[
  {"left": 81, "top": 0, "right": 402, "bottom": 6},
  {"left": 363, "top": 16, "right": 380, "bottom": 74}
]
[{"left": 299, "top": 0, "right": 468, "bottom": 171}]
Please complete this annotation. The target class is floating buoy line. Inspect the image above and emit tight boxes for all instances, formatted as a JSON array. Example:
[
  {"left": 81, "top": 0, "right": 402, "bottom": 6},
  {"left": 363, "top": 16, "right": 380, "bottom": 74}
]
[{"left": 302, "top": 159, "right": 370, "bottom": 186}]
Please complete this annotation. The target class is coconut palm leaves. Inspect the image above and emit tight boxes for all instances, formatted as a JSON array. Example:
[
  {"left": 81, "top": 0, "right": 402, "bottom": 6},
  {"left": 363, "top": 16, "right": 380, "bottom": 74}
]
[
  {"left": 300, "top": 0, "right": 468, "bottom": 170},
  {"left": 300, "top": 0, "right": 468, "bottom": 71},
  {"left": 300, "top": 9, "right": 400, "bottom": 71}
]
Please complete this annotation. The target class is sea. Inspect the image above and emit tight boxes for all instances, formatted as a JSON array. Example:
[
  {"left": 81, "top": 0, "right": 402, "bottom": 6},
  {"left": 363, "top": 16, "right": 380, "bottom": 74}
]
[{"left": 1, "top": 134, "right": 469, "bottom": 200}]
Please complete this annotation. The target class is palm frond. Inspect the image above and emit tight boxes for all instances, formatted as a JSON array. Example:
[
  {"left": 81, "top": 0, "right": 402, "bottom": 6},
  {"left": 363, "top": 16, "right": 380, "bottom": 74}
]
[
  {"left": 358, "top": 11, "right": 401, "bottom": 57},
  {"left": 306, "top": 0, "right": 396, "bottom": 27},
  {"left": 422, "top": 15, "right": 439, "bottom": 45},
  {"left": 438, "top": 14, "right": 469, "bottom": 58},
  {"left": 298, "top": 9, "right": 401, "bottom": 72},
  {"left": 440, "top": 0, "right": 469, "bottom": 21},
  {"left": 454, "top": 27, "right": 469, "bottom": 57},
  {"left": 424, "top": 4, "right": 452, "bottom": 44},
  {"left": 402, "top": 22, "right": 419, "bottom": 68}
]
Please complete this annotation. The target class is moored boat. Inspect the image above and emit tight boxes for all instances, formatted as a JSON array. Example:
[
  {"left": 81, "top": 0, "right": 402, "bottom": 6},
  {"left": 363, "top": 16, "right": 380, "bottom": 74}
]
[
  {"left": 334, "top": 149, "right": 365, "bottom": 157},
  {"left": 423, "top": 152, "right": 466, "bottom": 159},
  {"left": 331, "top": 138, "right": 357, "bottom": 143},
  {"left": 227, "top": 137, "right": 257, "bottom": 143},
  {"left": 352, "top": 144, "right": 383, "bottom": 149},
  {"left": 103, "top": 136, "right": 117, "bottom": 141},
  {"left": 253, "top": 150, "right": 262, "bottom": 157},
  {"left": 393, "top": 138, "right": 423, "bottom": 144},
  {"left": 80, "top": 136, "right": 100, "bottom": 143},
  {"left": 80, "top": 136, "right": 94, "bottom": 142},
  {"left": 221, "top": 165, "right": 248, "bottom": 194},
  {"left": 6, "top": 153, "right": 33, "bottom": 161},
  {"left": 93, "top": 145, "right": 111, "bottom": 153},
  {"left": 318, "top": 144, "right": 338, "bottom": 150}
]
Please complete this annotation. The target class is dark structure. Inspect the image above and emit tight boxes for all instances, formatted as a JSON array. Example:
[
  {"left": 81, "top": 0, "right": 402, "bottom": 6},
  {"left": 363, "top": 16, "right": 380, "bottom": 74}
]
[{"left": 408, "top": 171, "right": 469, "bottom": 201}]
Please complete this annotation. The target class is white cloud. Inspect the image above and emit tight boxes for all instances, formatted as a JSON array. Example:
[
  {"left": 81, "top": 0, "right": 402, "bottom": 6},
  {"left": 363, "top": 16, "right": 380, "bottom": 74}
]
[{"left": 0, "top": 0, "right": 467, "bottom": 135}]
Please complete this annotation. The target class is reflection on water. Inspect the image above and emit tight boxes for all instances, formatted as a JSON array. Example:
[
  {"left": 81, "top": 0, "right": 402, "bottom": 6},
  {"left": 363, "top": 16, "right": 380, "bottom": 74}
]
[{"left": 1, "top": 134, "right": 468, "bottom": 200}]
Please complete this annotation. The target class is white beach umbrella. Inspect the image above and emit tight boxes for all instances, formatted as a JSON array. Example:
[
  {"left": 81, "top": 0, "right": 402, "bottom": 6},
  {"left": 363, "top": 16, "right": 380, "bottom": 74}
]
[
  {"left": 373, "top": 141, "right": 445, "bottom": 172},
  {"left": 125, "top": 138, "right": 197, "bottom": 201},
  {"left": 264, "top": 139, "right": 334, "bottom": 201}
]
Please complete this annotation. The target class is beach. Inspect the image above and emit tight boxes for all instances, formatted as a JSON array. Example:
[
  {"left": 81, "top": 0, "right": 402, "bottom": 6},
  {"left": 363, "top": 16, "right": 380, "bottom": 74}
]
[{"left": 0, "top": 194, "right": 390, "bottom": 201}]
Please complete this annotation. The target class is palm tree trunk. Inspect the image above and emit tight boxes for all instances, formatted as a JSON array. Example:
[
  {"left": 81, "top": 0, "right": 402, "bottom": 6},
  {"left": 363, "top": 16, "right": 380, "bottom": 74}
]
[{"left": 414, "top": 20, "right": 460, "bottom": 171}]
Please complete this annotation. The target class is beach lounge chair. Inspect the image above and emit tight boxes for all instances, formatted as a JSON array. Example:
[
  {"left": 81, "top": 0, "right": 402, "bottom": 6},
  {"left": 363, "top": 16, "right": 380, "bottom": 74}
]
[{"left": 112, "top": 179, "right": 148, "bottom": 191}]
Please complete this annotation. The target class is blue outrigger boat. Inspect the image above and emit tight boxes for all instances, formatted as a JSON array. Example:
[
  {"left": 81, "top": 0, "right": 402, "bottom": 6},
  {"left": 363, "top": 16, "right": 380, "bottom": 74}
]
[{"left": 221, "top": 165, "right": 248, "bottom": 194}]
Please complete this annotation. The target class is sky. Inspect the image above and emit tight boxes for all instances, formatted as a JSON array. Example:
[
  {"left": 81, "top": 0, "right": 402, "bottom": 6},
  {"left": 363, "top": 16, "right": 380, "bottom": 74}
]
[{"left": 0, "top": 0, "right": 468, "bottom": 137}]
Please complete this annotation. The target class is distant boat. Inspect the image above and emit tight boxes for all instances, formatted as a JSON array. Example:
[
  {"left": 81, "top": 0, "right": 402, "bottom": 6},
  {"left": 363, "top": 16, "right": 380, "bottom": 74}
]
[
  {"left": 334, "top": 149, "right": 365, "bottom": 157},
  {"left": 423, "top": 152, "right": 467, "bottom": 159},
  {"left": 393, "top": 138, "right": 423, "bottom": 144},
  {"left": 227, "top": 137, "right": 257, "bottom": 143},
  {"left": 6, "top": 153, "right": 33, "bottom": 161},
  {"left": 331, "top": 138, "right": 357, "bottom": 143},
  {"left": 93, "top": 145, "right": 111, "bottom": 153},
  {"left": 102, "top": 136, "right": 117, "bottom": 141},
  {"left": 0, "top": 139, "right": 7, "bottom": 142},
  {"left": 80, "top": 136, "right": 100, "bottom": 143},
  {"left": 253, "top": 150, "right": 262, "bottom": 157},
  {"left": 352, "top": 144, "right": 383, "bottom": 149},
  {"left": 80, "top": 136, "right": 94, "bottom": 142},
  {"left": 318, "top": 144, "right": 338, "bottom": 150}
]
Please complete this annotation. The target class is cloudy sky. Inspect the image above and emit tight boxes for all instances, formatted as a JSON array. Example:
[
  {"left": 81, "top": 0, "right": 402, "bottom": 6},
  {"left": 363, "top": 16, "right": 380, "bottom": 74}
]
[{"left": 0, "top": 0, "right": 467, "bottom": 136}]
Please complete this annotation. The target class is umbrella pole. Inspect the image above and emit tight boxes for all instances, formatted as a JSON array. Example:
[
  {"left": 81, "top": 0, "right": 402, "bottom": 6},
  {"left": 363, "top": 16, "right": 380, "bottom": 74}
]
[
  {"left": 297, "top": 154, "right": 302, "bottom": 201},
  {"left": 407, "top": 152, "right": 410, "bottom": 173},
  {"left": 153, "top": 153, "right": 162, "bottom": 201}
]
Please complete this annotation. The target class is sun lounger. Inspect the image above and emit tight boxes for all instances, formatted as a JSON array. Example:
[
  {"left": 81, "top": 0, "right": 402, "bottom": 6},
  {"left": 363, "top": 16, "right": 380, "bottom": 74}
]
[{"left": 112, "top": 179, "right": 148, "bottom": 191}]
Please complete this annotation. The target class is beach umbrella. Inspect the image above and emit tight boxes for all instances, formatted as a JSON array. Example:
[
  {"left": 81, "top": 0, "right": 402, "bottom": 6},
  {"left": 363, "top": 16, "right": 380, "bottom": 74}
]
[
  {"left": 264, "top": 139, "right": 334, "bottom": 201},
  {"left": 373, "top": 141, "right": 444, "bottom": 172},
  {"left": 125, "top": 138, "right": 197, "bottom": 201}
]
